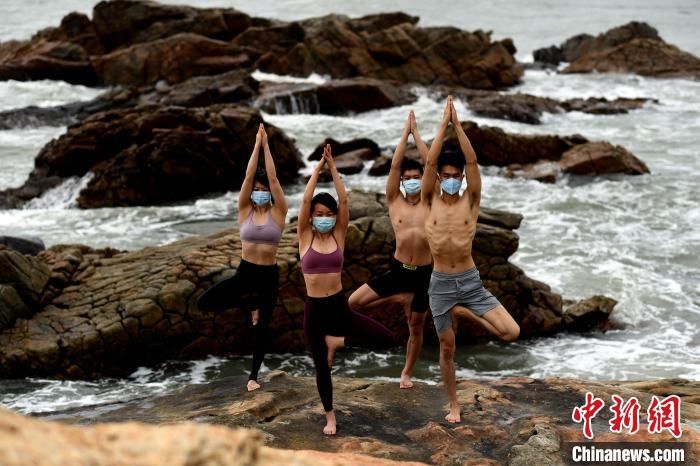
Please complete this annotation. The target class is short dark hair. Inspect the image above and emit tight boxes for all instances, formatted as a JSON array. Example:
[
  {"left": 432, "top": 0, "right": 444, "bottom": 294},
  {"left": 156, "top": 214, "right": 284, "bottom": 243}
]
[
  {"left": 310, "top": 192, "right": 338, "bottom": 214},
  {"left": 400, "top": 158, "right": 424, "bottom": 176},
  {"left": 253, "top": 168, "right": 269, "bottom": 187},
  {"left": 437, "top": 150, "right": 465, "bottom": 173}
]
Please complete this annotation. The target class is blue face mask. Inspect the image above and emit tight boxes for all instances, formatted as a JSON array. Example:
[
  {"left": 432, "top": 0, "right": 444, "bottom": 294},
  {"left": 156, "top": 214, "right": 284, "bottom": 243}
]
[
  {"left": 313, "top": 216, "right": 336, "bottom": 233},
  {"left": 251, "top": 190, "right": 271, "bottom": 206},
  {"left": 402, "top": 179, "right": 421, "bottom": 196},
  {"left": 441, "top": 178, "right": 461, "bottom": 195}
]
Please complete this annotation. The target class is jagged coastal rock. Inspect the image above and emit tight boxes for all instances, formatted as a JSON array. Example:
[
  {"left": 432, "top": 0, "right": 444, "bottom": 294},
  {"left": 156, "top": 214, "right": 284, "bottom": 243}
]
[
  {"left": 0, "top": 104, "right": 302, "bottom": 209},
  {"left": 0, "top": 192, "right": 616, "bottom": 379},
  {"left": 534, "top": 21, "right": 700, "bottom": 78},
  {"left": 0, "top": 1, "right": 522, "bottom": 89}
]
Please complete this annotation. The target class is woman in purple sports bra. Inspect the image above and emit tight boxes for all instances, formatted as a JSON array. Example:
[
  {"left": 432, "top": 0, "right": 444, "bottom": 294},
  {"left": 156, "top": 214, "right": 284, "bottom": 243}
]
[
  {"left": 198, "top": 124, "right": 286, "bottom": 392},
  {"left": 299, "top": 144, "right": 398, "bottom": 436}
]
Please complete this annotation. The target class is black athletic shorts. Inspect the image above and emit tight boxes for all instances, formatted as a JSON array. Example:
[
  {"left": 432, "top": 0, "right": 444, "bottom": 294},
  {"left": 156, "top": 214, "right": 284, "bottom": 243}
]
[{"left": 367, "top": 258, "right": 432, "bottom": 312}]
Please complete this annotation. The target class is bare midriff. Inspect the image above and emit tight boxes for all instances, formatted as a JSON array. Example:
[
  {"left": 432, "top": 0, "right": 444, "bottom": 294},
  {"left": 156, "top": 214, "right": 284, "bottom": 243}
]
[
  {"left": 303, "top": 273, "right": 343, "bottom": 298},
  {"left": 390, "top": 201, "right": 433, "bottom": 266},
  {"left": 241, "top": 242, "right": 278, "bottom": 265},
  {"left": 425, "top": 201, "right": 477, "bottom": 273}
]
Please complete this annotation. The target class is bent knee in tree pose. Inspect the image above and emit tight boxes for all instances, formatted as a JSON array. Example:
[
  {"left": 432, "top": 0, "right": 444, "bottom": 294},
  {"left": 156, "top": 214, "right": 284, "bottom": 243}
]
[
  {"left": 348, "top": 110, "right": 435, "bottom": 390},
  {"left": 421, "top": 96, "right": 520, "bottom": 424},
  {"left": 299, "top": 144, "right": 397, "bottom": 436},
  {"left": 197, "top": 124, "right": 288, "bottom": 393}
]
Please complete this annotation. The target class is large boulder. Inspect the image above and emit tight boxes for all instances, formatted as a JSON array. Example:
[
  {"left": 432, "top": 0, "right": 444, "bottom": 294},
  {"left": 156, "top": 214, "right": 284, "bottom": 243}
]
[
  {"left": 91, "top": 0, "right": 253, "bottom": 51},
  {"left": 559, "top": 142, "right": 650, "bottom": 176},
  {"left": 0, "top": 105, "right": 302, "bottom": 208},
  {"left": 0, "top": 192, "right": 612, "bottom": 379},
  {"left": 91, "top": 33, "right": 259, "bottom": 86},
  {"left": 36, "top": 373, "right": 700, "bottom": 465},
  {"left": 534, "top": 21, "right": 661, "bottom": 65},
  {"left": 563, "top": 38, "right": 700, "bottom": 78},
  {"left": 534, "top": 21, "right": 700, "bottom": 78},
  {"left": 0, "top": 39, "right": 97, "bottom": 84}
]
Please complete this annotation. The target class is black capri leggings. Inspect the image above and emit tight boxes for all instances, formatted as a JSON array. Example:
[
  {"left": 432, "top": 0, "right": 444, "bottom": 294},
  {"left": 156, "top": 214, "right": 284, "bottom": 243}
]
[
  {"left": 304, "top": 291, "right": 398, "bottom": 412},
  {"left": 197, "top": 259, "right": 279, "bottom": 381}
]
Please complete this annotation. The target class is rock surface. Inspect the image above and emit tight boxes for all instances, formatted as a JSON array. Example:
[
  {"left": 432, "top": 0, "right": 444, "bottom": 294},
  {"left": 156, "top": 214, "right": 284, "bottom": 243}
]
[
  {"left": 40, "top": 372, "right": 700, "bottom": 465},
  {"left": 0, "top": 250, "right": 51, "bottom": 331},
  {"left": 0, "top": 104, "right": 302, "bottom": 208},
  {"left": 533, "top": 21, "right": 700, "bottom": 78},
  {"left": 439, "top": 121, "right": 649, "bottom": 182},
  {"left": 0, "top": 404, "right": 421, "bottom": 466},
  {"left": 0, "top": 2, "right": 522, "bottom": 89},
  {"left": 0, "top": 192, "right": 612, "bottom": 379}
]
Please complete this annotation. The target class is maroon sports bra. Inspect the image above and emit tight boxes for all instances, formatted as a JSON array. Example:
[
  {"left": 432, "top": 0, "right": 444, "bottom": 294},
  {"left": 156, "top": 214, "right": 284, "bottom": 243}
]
[{"left": 301, "top": 233, "right": 344, "bottom": 274}]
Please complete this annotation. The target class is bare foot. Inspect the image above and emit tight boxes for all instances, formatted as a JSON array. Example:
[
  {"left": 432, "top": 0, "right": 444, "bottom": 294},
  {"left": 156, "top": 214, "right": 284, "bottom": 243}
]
[
  {"left": 251, "top": 309, "right": 259, "bottom": 326},
  {"left": 399, "top": 373, "right": 413, "bottom": 389},
  {"left": 247, "top": 380, "right": 261, "bottom": 391},
  {"left": 323, "top": 410, "right": 337, "bottom": 435},
  {"left": 324, "top": 335, "right": 345, "bottom": 368},
  {"left": 445, "top": 405, "right": 461, "bottom": 423}
]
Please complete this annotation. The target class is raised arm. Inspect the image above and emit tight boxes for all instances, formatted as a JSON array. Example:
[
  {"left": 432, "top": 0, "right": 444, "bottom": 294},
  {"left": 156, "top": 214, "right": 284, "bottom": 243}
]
[
  {"left": 298, "top": 154, "right": 326, "bottom": 243},
  {"left": 239, "top": 124, "right": 263, "bottom": 216},
  {"left": 421, "top": 96, "right": 453, "bottom": 204},
  {"left": 410, "top": 111, "right": 429, "bottom": 165},
  {"left": 323, "top": 145, "right": 349, "bottom": 242},
  {"left": 450, "top": 100, "right": 481, "bottom": 212},
  {"left": 386, "top": 112, "right": 412, "bottom": 203},
  {"left": 260, "top": 125, "right": 288, "bottom": 218}
]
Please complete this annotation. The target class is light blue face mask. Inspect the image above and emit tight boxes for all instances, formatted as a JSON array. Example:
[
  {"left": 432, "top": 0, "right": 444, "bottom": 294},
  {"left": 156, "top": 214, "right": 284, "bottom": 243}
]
[
  {"left": 402, "top": 179, "right": 421, "bottom": 196},
  {"left": 251, "top": 190, "right": 271, "bottom": 206},
  {"left": 441, "top": 178, "right": 461, "bottom": 195},
  {"left": 313, "top": 216, "right": 336, "bottom": 233}
]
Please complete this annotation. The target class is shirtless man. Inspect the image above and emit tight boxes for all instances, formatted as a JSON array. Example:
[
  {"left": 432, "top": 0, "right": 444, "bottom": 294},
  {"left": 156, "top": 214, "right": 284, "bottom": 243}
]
[
  {"left": 422, "top": 96, "right": 520, "bottom": 423},
  {"left": 349, "top": 110, "right": 434, "bottom": 389}
]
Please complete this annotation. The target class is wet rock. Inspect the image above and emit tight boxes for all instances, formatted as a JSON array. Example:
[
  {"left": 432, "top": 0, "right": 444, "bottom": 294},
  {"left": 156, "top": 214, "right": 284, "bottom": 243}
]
[
  {"left": 0, "top": 192, "right": 611, "bottom": 378},
  {"left": 256, "top": 77, "right": 415, "bottom": 115},
  {"left": 0, "top": 249, "right": 50, "bottom": 330},
  {"left": 0, "top": 105, "right": 302, "bottom": 208},
  {"left": 534, "top": 21, "right": 700, "bottom": 78},
  {"left": 503, "top": 160, "right": 560, "bottom": 183},
  {"left": 563, "top": 295, "right": 618, "bottom": 331},
  {"left": 308, "top": 137, "right": 381, "bottom": 161},
  {"left": 91, "top": 0, "right": 252, "bottom": 51},
  {"left": 92, "top": 33, "right": 259, "bottom": 86},
  {"left": 0, "top": 236, "right": 45, "bottom": 255},
  {"left": 433, "top": 87, "right": 651, "bottom": 124},
  {"left": 252, "top": 14, "right": 522, "bottom": 89},
  {"left": 559, "top": 142, "right": 650, "bottom": 176},
  {"left": 534, "top": 21, "right": 661, "bottom": 65},
  {"left": 0, "top": 39, "right": 97, "bottom": 85},
  {"left": 369, "top": 155, "right": 393, "bottom": 176},
  {"left": 41, "top": 372, "right": 700, "bottom": 465},
  {"left": 1, "top": 5, "right": 521, "bottom": 89},
  {"left": 563, "top": 38, "right": 700, "bottom": 78}
]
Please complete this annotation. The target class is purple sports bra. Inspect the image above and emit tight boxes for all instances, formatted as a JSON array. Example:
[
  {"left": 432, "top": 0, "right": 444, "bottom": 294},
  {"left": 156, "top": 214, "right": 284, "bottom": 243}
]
[
  {"left": 301, "top": 233, "right": 344, "bottom": 274},
  {"left": 240, "top": 210, "right": 283, "bottom": 246}
]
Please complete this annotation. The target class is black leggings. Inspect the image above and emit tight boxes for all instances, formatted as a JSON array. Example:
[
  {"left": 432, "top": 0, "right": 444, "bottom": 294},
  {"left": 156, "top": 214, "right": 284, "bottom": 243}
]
[
  {"left": 304, "top": 291, "right": 398, "bottom": 412},
  {"left": 197, "top": 259, "right": 279, "bottom": 381}
]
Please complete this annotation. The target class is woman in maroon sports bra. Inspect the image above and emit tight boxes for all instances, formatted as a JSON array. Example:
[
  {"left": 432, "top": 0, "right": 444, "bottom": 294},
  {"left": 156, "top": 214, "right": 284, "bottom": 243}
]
[
  {"left": 198, "top": 124, "right": 286, "bottom": 392},
  {"left": 299, "top": 144, "right": 397, "bottom": 436}
]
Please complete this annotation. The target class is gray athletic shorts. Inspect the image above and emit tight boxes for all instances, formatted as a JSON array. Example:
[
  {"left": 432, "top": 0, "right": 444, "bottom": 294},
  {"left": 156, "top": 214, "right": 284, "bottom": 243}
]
[{"left": 428, "top": 267, "right": 501, "bottom": 333}]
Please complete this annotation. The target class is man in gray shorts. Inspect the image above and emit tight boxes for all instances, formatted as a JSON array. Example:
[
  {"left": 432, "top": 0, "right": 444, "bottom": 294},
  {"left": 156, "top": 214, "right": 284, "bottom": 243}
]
[{"left": 421, "top": 96, "right": 520, "bottom": 423}]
